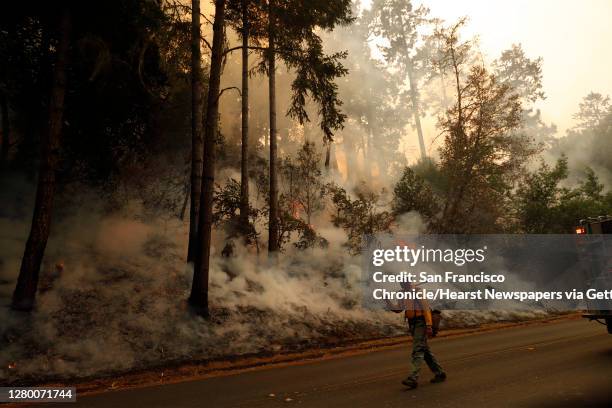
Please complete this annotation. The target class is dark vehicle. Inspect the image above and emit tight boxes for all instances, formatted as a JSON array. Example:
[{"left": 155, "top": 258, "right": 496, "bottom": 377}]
[{"left": 576, "top": 216, "right": 612, "bottom": 334}]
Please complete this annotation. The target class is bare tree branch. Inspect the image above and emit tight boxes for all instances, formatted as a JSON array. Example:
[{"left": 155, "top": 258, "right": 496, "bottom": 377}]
[
  {"left": 165, "top": 0, "right": 214, "bottom": 25},
  {"left": 216, "top": 86, "right": 241, "bottom": 103},
  {"left": 223, "top": 45, "right": 268, "bottom": 56},
  {"left": 201, "top": 36, "right": 212, "bottom": 52}
]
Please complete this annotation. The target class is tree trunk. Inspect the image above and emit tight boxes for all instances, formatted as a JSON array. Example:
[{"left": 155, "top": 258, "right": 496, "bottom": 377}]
[
  {"left": 187, "top": 0, "right": 204, "bottom": 262},
  {"left": 364, "top": 129, "right": 373, "bottom": 181},
  {"left": 238, "top": 0, "right": 250, "bottom": 233},
  {"left": 342, "top": 139, "right": 352, "bottom": 183},
  {"left": 0, "top": 91, "right": 9, "bottom": 165},
  {"left": 438, "top": 50, "right": 465, "bottom": 231},
  {"left": 190, "top": 0, "right": 226, "bottom": 316},
  {"left": 324, "top": 142, "right": 338, "bottom": 172},
  {"left": 179, "top": 182, "right": 189, "bottom": 220},
  {"left": 12, "top": 7, "right": 71, "bottom": 311},
  {"left": 407, "top": 59, "right": 426, "bottom": 160},
  {"left": 267, "top": 0, "right": 279, "bottom": 254},
  {"left": 331, "top": 143, "right": 338, "bottom": 171},
  {"left": 360, "top": 132, "right": 366, "bottom": 181},
  {"left": 439, "top": 71, "right": 449, "bottom": 108}
]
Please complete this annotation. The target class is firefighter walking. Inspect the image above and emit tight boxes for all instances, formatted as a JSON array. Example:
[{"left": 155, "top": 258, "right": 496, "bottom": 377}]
[{"left": 387, "top": 281, "right": 446, "bottom": 389}]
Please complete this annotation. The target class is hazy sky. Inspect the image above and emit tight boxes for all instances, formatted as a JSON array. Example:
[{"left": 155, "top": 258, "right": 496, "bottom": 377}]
[{"left": 362, "top": 0, "right": 612, "bottom": 135}]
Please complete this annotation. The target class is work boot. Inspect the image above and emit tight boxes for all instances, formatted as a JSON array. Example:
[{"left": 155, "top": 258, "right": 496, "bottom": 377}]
[
  {"left": 430, "top": 372, "right": 447, "bottom": 383},
  {"left": 401, "top": 377, "right": 418, "bottom": 389}
]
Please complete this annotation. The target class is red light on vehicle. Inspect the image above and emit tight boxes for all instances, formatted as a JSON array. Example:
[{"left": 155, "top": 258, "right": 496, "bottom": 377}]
[{"left": 575, "top": 227, "right": 586, "bottom": 234}]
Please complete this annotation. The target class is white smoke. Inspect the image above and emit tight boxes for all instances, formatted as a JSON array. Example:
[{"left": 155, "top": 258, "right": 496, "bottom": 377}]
[
  {"left": 0, "top": 188, "right": 549, "bottom": 383},
  {"left": 0, "top": 195, "right": 405, "bottom": 382}
]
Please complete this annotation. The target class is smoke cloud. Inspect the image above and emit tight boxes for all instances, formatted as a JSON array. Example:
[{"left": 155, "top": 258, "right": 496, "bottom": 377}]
[{"left": 0, "top": 177, "right": 549, "bottom": 383}]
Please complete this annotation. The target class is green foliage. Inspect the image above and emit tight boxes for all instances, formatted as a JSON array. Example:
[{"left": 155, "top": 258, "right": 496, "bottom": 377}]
[
  {"left": 392, "top": 167, "right": 439, "bottom": 221},
  {"left": 492, "top": 44, "right": 545, "bottom": 104},
  {"left": 580, "top": 167, "right": 604, "bottom": 199},
  {"left": 514, "top": 157, "right": 569, "bottom": 233},
  {"left": 276, "top": 205, "right": 328, "bottom": 251},
  {"left": 275, "top": 142, "right": 328, "bottom": 250},
  {"left": 493, "top": 44, "right": 555, "bottom": 149},
  {"left": 293, "top": 224, "right": 329, "bottom": 250},
  {"left": 328, "top": 183, "right": 393, "bottom": 254},
  {"left": 397, "top": 153, "right": 612, "bottom": 235},
  {"left": 514, "top": 157, "right": 612, "bottom": 233},
  {"left": 249, "top": 154, "right": 270, "bottom": 203},
  {"left": 437, "top": 64, "right": 535, "bottom": 232},
  {"left": 248, "top": 143, "right": 328, "bottom": 252},
  {"left": 279, "top": 142, "right": 326, "bottom": 223},
  {"left": 213, "top": 178, "right": 260, "bottom": 246},
  {"left": 245, "top": 0, "right": 353, "bottom": 143},
  {"left": 286, "top": 39, "right": 349, "bottom": 142},
  {"left": 429, "top": 20, "right": 540, "bottom": 233},
  {"left": 572, "top": 92, "right": 611, "bottom": 131},
  {"left": 410, "top": 157, "right": 448, "bottom": 195}
]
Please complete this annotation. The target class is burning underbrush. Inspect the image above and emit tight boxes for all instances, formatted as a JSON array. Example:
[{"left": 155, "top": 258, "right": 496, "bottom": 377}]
[{"left": 0, "top": 216, "right": 549, "bottom": 384}]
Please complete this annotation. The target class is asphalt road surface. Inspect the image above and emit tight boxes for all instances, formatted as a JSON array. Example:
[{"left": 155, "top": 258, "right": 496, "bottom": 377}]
[{"left": 57, "top": 318, "right": 611, "bottom": 408}]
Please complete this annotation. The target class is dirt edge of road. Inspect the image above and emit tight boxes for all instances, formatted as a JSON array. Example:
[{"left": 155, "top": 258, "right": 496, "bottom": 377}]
[{"left": 11, "top": 313, "right": 583, "bottom": 401}]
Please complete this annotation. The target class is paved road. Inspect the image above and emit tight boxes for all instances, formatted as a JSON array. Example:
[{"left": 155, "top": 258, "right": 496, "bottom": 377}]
[{"left": 60, "top": 318, "right": 611, "bottom": 408}]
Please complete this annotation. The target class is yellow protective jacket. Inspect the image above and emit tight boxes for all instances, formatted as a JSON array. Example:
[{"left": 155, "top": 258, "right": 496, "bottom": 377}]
[{"left": 403, "top": 298, "right": 432, "bottom": 326}]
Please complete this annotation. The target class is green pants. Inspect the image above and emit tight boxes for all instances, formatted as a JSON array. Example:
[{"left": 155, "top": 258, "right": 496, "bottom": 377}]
[{"left": 408, "top": 318, "right": 445, "bottom": 381}]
